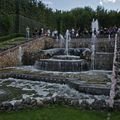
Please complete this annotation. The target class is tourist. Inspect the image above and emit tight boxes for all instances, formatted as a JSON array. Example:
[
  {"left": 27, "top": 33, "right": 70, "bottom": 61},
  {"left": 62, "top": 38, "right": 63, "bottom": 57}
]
[
  {"left": 78, "top": 27, "right": 83, "bottom": 37},
  {"left": 47, "top": 29, "right": 51, "bottom": 36},
  {"left": 76, "top": 32, "right": 79, "bottom": 38},
  {"left": 117, "top": 27, "right": 120, "bottom": 35},
  {"left": 52, "top": 31, "right": 55, "bottom": 38},
  {"left": 54, "top": 29, "right": 58, "bottom": 39},
  {"left": 39, "top": 28, "right": 42, "bottom": 37},
  {"left": 33, "top": 28, "right": 38, "bottom": 37},
  {"left": 71, "top": 28, "right": 75, "bottom": 38},
  {"left": 41, "top": 28, "right": 44, "bottom": 35}
]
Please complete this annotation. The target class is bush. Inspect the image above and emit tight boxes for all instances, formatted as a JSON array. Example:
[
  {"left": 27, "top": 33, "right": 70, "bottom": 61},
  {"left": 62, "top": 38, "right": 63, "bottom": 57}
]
[
  {"left": 0, "top": 33, "right": 25, "bottom": 42},
  {"left": 0, "top": 14, "right": 45, "bottom": 36}
]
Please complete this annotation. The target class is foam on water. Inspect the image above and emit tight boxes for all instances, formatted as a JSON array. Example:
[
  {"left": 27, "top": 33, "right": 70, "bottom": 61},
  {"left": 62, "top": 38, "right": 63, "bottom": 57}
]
[{"left": 0, "top": 78, "right": 109, "bottom": 100}]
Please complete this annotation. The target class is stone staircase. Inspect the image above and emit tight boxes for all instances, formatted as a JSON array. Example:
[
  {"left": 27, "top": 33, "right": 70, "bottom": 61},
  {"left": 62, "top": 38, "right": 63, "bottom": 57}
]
[
  {"left": 116, "top": 33, "right": 120, "bottom": 99},
  {"left": 106, "top": 33, "right": 120, "bottom": 109}
]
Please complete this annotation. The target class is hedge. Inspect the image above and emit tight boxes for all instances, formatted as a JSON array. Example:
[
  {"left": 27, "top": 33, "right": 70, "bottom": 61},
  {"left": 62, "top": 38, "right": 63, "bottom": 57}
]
[{"left": 0, "top": 33, "right": 25, "bottom": 42}]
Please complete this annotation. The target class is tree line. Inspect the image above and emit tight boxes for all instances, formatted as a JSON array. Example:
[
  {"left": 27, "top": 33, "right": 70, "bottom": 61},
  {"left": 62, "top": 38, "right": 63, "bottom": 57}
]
[{"left": 0, "top": 0, "right": 120, "bottom": 36}]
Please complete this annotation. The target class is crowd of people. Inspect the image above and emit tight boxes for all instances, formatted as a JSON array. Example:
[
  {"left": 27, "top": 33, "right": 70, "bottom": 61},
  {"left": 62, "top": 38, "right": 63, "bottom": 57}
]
[{"left": 26, "top": 26, "right": 120, "bottom": 40}]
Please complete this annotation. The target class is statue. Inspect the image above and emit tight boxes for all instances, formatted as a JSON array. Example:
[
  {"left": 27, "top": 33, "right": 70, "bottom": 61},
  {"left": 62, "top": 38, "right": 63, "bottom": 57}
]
[{"left": 26, "top": 26, "right": 30, "bottom": 39}]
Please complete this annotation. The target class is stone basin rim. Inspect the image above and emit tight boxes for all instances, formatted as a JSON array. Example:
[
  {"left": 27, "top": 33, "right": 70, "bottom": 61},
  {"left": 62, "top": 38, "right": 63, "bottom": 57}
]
[{"left": 37, "top": 59, "right": 86, "bottom": 62}]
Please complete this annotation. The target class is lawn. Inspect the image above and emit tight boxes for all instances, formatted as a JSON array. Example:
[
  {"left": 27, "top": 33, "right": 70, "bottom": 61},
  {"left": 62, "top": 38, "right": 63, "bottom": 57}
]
[
  {"left": 0, "top": 106, "right": 118, "bottom": 120},
  {"left": 0, "top": 37, "right": 25, "bottom": 50}
]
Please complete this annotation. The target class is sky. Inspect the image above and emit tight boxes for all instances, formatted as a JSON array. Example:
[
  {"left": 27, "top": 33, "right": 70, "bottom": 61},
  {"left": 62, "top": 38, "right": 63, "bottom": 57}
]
[{"left": 39, "top": 0, "right": 120, "bottom": 11}]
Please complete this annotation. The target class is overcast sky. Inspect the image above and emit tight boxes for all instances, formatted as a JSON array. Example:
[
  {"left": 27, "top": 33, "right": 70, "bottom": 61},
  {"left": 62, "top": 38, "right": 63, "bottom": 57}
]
[{"left": 40, "top": 0, "right": 120, "bottom": 11}]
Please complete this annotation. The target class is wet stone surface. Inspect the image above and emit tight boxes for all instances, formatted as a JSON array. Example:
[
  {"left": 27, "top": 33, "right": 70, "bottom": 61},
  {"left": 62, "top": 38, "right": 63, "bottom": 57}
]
[
  {"left": 0, "top": 89, "right": 7, "bottom": 95},
  {"left": 0, "top": 66, "right": 112, "bottom": 110},
  {"left": 0, "top": 78, "right": 109, "bottom": 103}
]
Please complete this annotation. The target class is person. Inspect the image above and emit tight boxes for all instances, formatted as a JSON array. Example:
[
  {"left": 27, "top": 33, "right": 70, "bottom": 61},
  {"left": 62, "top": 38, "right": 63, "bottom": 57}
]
[
  {"left": 76, "top": 32, "right": 79, "bottom": 38},
  {"left": 47, "top": 29, "right": 51, "bottom": 36},
  {"left": 35, "top": 28, "right": 38, "bottom": 37},
  {"left": 78, "top": 27, "right": 83, "bottom": 37},
  {"left": 26, "top": 26, "right": 30, "bottom": 39},
  {"left": 117, "top": 27, "right": 120, "bottom": 36},
  {"left": 71, "top": 28, "right": 75, "bottom": 38},
  {"left": 117, "top": 27, "right": 120, "bottom": 33},
  {"left": 52, "top": 31, "right": 55, "bottom": 38},
  {"left": 41, "top": 28, "right": 44, "bottom": 35},
  {"left": 39, "top": 28, "right": 42, "bottom": 37},
  {"left": 54, "top": 29, "right": 58, "bottom": 39}
]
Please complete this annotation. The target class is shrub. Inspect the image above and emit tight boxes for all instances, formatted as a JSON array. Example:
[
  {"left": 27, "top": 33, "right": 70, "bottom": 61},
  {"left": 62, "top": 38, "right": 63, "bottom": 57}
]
[{"left": 0, "top": 33, "right": 25, "bottom": 42}]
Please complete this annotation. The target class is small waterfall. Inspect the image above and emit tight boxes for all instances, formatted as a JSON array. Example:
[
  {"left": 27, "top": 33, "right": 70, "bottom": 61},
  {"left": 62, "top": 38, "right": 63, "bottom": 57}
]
[
  {"left": 18, "top": 46, "right": 23, "bottom": 65},
  {"left": 109, "top": 34, "right": 118, "bottom": 108}
]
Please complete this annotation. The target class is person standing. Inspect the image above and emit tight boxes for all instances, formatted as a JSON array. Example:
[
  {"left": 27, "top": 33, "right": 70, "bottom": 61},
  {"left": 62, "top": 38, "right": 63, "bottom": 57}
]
[
  {"left": 47, "top": 29, "right": 51, "bottom": 36},
  {"left": 71, "top": 28, "right": 75, "bottom": 38},
  {"left": 39, "top": 28, "right": 42, "bottom": 37}
]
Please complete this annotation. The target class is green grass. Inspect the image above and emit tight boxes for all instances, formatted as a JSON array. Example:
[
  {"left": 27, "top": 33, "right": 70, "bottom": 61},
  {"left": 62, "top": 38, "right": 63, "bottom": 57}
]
[
  {"left": 0, "top": 33, "right": 25, "bottom": 42},
  {"left": 0, "top": 37, "right": 25, "bottom": 50},
  {"left": 0, "top": 106, "right": 110, "bottom": 120}
]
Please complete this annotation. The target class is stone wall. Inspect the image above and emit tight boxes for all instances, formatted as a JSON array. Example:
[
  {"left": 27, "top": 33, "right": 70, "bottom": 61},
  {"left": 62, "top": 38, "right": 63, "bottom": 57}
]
[
  {"left": 115, "top": 34, "right": 120, "bottom": 99},
  {"left": 95, "top": 53, "right": 113, "bottom": 70},
  {"left": 61, "top": 38, "right": 115, "bottom": 51},
  {"left": 0, "top": 37, "right": 54, "bottom": 68}
]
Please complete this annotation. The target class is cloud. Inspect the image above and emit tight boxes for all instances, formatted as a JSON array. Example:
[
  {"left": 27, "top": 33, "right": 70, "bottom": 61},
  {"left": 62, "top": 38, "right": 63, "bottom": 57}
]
[
  {"left": 99, "top": 0, "right": 117, "bottom": 6},
  {"left": 99, "top": 0, "right": 103, "bottom": 5},
  {"left": 42, "top": 0, "right": 53, "bottom": 5},
  {"left": 103, "top": 0, "right": 116, "bottom": 3}
]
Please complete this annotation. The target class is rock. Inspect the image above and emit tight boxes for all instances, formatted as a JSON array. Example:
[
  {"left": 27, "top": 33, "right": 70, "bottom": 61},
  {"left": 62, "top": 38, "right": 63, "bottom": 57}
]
[
  {"left": 114, "top": 100, "right": 120, "bottom": 110},
  {"left": 14, "top": 101, "right": 23, "bottom": 111},
  {"left": 22, "top": 97, "right": 31, "bottom": 105},
  {"left": 37, "top": 99, "right": 44, "bottom": 107},
  {"left": 0, "top": 103, "right": 3, "bottom": 111},
  {"left": 42, "top": 98, "right": 54, "bottom": 105},
  {"left": 30, "top": 99, "right": 37, "bottom": 107},
  {"left": 92, "top": 100, "right": 107, "bottom": 110},
  {"left": 70, "top": 99, "right": 79, "bottom": 107},
  {"left": 55, "top": 96, "right": 65, "bottom": 104},
  {"left": 1, "top": 102, "right": 13, "bottom": 111},
  {"left": 64, "top": 98, "right": 72, "bottom": 105},
  {"left": 80, "top": 100, "right": 90, "bottom": 110},
  {"left": 86, "top": 99, "right": 95, "bottom": 104}
]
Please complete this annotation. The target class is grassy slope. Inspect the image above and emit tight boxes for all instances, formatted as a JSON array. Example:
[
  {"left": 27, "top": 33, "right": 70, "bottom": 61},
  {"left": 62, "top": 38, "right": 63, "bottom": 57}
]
[
  {"left": 0, "top": 37, "right": 25, "bottom": 49},
  {"left": 0, "top": 106, "right": 110, "bottom": 120}
]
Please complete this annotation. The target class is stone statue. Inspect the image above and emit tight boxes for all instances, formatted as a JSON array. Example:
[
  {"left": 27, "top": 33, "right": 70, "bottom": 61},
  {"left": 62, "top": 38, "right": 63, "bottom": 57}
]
[{"left": 26, "top": 26, "right": 30, "bottom": 39}]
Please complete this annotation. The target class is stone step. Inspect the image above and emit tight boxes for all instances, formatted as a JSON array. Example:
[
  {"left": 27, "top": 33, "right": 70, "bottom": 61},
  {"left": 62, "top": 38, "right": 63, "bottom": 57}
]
[{"left": 67, "top": 79, "right": 110, "bottom": 96}]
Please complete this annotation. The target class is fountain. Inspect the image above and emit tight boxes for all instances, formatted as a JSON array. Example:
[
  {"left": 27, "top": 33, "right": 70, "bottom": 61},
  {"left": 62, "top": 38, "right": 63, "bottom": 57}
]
[
  {"left": 65, "top": 29, "right": 71, "bottom": 55},
  {"left": 18, "top": 46, "right": 23, "bottom": 65},
  {"left": 91, "top": 19, "right": 99, "bottom": 70},
  {"left": 34, "top": 30, "right": 90, "bottom": 72}
]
